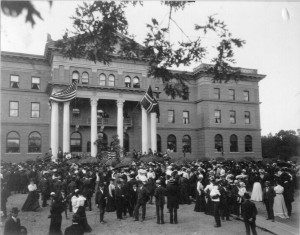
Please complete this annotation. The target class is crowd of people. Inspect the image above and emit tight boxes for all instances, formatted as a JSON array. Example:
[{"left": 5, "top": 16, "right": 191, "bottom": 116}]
[{"left": 0, "top": 151, "right": 298, "bottom": 235}]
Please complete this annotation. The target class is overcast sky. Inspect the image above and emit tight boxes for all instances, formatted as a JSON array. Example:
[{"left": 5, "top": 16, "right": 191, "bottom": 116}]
[{"left": 1, "top": 1, "right": 300, "bottom": 136}]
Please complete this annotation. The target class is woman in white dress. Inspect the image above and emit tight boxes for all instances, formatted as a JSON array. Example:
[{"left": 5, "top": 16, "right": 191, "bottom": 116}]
[
  {"left": 250, "top": 172, "right": 263, "bottom": 201},
  {"left": 273, "top": 183, "right": 289, "bottom": 219},
  {"left": 21, "top": 179, "right": 40, "bottom": 211}
]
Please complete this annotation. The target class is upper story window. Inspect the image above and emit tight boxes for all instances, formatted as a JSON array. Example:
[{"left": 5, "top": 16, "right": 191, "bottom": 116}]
[
  {"left": 229, "top": 89, "right": 235, "bottom": 100},
  {"left": 214, "top": 88, "right": 220, "bottom": 99},
  {"left": 72, "top": 71, "right": 80, "bottom": 83},
  {"left": 230, "top": 110, "right": 236, "bottom": 124},
  {"left": 10, "top": 75, "right": 19, "bottom": 88},
  {"left": 81, "top": 72, "right": 89, "bottom": 84},
  {"left": 245, "top": 111, "right": 251, "bottom": 124},
  {"left": 183, "top": 111, "right": 190, "bottom": 124},
  {"left": 108, "top": 74, "right": 115, "bottom": 86},
  {"left": 6, "top": 131, "right": 20, "bottom": 153},
  {"left": 155, "top": 87, "right": 159, "bottom": 99},
  {"left": 168, "top": 110, "right": 175, "bottom": 123},
  {"left": 99, "top": 73, "right": 106, "bottom": 86},
  {"left": 31, "top": 77, "right": 40, "bottom": 90},
  {"left": 9, "top": 101, "right": 19, "bottom": 117},
  {"left": 31, "top": 102, "right": 40, "bottom": 118},
  {"left": 133, "top": 77, "right": 140, "bottom": 88},
  {"left": 214, "top": 110, "right": 221, "bottom": 123},
  {"left": 125, "top": 76, "right": 131, "bottom": 87},
  {"left": 244, "top": 90, "right": 250, "bottom": 101}
]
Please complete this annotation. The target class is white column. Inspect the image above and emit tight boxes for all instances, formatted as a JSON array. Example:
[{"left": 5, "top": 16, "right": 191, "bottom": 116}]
[
  {"left": 63, "top": 101, "right": 70, "bottom": 153},
  {"left": 150, "top": 112, "right": 157, "bottom": 152},
  {"left": 90, "top": 97, "right": 98, "bottom": 157},
  {"left": 141, "top": 107, "right": 148, "bottom": 154},
  {"left": 50, "top": 101, "right": 59, "bottom": 160},
  {"left": 147, "top": 114, "right": 151, "bottom": 151},
  {"left": 117, "top": 100, "right": 124, "bottom": 149}
]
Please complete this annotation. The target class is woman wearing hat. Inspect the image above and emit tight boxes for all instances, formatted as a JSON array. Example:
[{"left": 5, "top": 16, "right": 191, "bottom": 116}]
[
  {"left": 21, "top": 179, "right": 40, "bottom": 212},
  {"left": 194, "top": 174, "right": 206, "bottom": 213}
]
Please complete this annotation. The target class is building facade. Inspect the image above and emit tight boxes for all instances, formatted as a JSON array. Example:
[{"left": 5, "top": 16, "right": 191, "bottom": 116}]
[{"left": 1, "top": 40, "right": 265, "bottom": 162}]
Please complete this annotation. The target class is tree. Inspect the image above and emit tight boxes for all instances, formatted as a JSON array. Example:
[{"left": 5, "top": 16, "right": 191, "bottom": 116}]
[{"left": 110, "top": 135, "right": 122, "bottom": 158}]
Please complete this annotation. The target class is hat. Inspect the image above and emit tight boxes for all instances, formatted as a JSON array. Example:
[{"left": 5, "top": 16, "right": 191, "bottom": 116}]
[
  {"left": 156, "top": 180, "right": 161, "bottom": 184},
  {"left": 11, "top": 207, "right": 20, "bottom": 214},
  {"left": 75, "top": 189, "right": 79, "bottom": 193},
  {"left": 50, "top": 192, "right": 56, "bottom": 196}
]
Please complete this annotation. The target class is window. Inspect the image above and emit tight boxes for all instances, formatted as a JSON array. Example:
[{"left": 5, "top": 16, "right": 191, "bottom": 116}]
[
  {"left": 214, "top": 134, "right": 223, "bottom": 152},
  {"left": 81, "top": 72, "right": 89, "bottom": 84},
  {"left": 214, "top": 110, "right": 221, "bottom": 123},
  {"left": 230, "top": 134, "right": 238, "bottom": 152},
  {"left": 133, "top": 77, "right": 140, "bottom": 88},
  {"left": 245, "top": 111, "right": 251, "bottom": 124},
  {"left": 214, "top": 88, "right": 220, "bottom": 99},
  {"left": 167, "top": 134, "right": 177, "bottom": 152},
  {"left": 6, "top": 131, "right": 20, "bottom": 153},
  {"left": 245, "top": 135, "right": 253, "bottom": 152},
  {"left": 31, "top": 77, "right": 40, "bottom": 90},
  {"left": 244, "top": 90, "right": 250, "bottom": 101},
  {"left": 31, "top": 102, "right": 40, "bottom": 118},
  {"left": 28, "top": 132, "right": 41, "bottom": 153},
  {"left": 99, "top": 73, "right": 106, "bottom": 86},
  {"left": 168, "top": 110, "right": 175, "bottom": 123},
  {"left": 155, "top": 87, "right": 159, "bottom": 99},
  {"left": 10, "top": 75, "right": 19, "bottom": 88},
  {"left": 108, "top": 74, "right": 115, "bottom": 86},
  {"left": 125, "top": 76, "right": 131, "bottom": 87},
  {"left": 230, "top": 110, "right": 236, "bottom": 124},
  {"left": 157, "top": 134, "right": 162, "bottom": 153},
  {"left": 72, "top": 71, "right": 79, "bottom": 83},
  {"left": 183, "top": 111, "right": 190, "bottom": 124},
  {"left": 229, "top": 89, "right": 235, "bottom": 100},
  {"left": 182, "top": 135, "right": 191, "bottom": 153},
  {"left": 70, "top": 132, "right": 82, "bottom": 152},
  {"left": 9, "top": 101, "right": 19, "bottom": 117}
]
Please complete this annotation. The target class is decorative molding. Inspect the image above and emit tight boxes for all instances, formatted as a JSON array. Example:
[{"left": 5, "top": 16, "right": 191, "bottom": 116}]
[
  {"left": 1, "top": 122, "right": 49, "bottom": 127},
  {"left": 116, "top": 99, "right": 125, "bottom": 107},
  {"left": 90, "top": 97, "right": 98, "bottom": 106}
]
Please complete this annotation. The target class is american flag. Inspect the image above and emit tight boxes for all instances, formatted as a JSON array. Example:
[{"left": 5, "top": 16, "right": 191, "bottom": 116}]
[
  {"left": 140, "top": 86, "right": 159, "bottom": 116},
  {"left": 50, "top": 82, "right": 77, "bottom": 102}
]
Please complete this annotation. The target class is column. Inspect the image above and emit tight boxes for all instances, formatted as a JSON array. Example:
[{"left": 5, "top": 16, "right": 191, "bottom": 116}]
[
  {"left": 90, "top": 97, "right": 98, "bottom": 157},
  {"left": 63, "top": 101, "right": 70, "bottom": 153},
  {"left": 117, "top": 100, "right": 124, "bottom": 150},
  {"left": 50, "top": 101, "right": 59, "bottom": 160},
  {"left": 141, "top": 107, "right": 148, "bottom": 154},
  {"left": 147, "top": 114, "right": 151, "bottom": 151},
  {"left": 150, "top": 112, "right": 157, "bottom": 152}
]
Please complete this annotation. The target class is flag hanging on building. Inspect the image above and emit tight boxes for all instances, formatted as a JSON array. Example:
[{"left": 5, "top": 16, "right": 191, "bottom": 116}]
[
  {"left": 140, "top": 86, "right": 160, "bottom": 116},
  {"left": 49, "top": 82, "right": 77, "bottom": 102}
]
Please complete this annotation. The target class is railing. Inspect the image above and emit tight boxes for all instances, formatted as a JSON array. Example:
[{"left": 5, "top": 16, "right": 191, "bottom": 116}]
[{"left": 73, "top": 117, "right": 132, "bottom": 126}]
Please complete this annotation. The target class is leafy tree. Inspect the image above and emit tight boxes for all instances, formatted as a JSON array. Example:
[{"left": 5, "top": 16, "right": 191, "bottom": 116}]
[{"left": 110, "top": 135, "right": 122, "bottom": 158}]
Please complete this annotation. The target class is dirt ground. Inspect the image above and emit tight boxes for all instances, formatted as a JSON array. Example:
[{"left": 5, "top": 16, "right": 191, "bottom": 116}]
[{"left": 0, "top": 193, "right": 275, "bottom": 235}]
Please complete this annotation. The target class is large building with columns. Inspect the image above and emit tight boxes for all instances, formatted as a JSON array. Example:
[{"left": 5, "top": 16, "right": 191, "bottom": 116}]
[{"left": 1, "top": 39, "right": 265, "bottom": 162}]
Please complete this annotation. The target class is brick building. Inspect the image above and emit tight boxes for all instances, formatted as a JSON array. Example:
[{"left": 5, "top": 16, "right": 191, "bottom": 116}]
[{"left": 1, "top": 39, "right": 265, "bottom": 162}]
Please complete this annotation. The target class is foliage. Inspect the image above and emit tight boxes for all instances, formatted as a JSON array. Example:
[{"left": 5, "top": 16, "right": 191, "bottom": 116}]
[
  {"left": 261, "top": 130, "right": 299, "bottom": 160},
  {"left": 110, "top": 134, "right": 122, "bottom": 158}
]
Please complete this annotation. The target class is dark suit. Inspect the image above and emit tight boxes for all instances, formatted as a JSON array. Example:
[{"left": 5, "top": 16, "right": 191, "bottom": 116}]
[
  {"left": 134, "top": 185, "right": 149, "bottom": 221},
  {"left": 115, "top": 186, "right": 124, "bottom": 219},
  {"left": 241, "top": 200, "right": 258, "bottom": 235},
  {"left": 95, "top": 188, "right": 107, "bottom": 222},
  {"left": 262, "top": 186, "right": 275, "bottom": 220},
  {"left": 166, "top": 182, "right": 180, "bottom": 224},
  {"left": 64, "top": 223, "right": 84, "bottom": 235},
  {"left": 4, "top": 216, "right": 21, "bottom": 235},
  {"left": 154, "top": 185, "right": 166, "bottom": 224}
]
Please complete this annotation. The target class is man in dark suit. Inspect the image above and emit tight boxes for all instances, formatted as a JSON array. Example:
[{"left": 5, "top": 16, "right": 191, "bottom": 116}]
[
  {"left": 166, "top": 177, "right": 180, "bottom": 224},
  {"left": 115, "top": 181, "right": 125, "bottom": 220},
  {"left": 64, "top": 214, "right": 84, "bottom": 235},
  {"left": 134, "top": 181, "right": 149, "bottom": 222},
  {"left": 154, "top": 179, "right": 166, "bottom": 224},
  {"left": 262, "top": 181, "right": 275, "bottom": 222},
  {"left": 95, "top": 183, "right": 107, "bottom": 223},
  {"left": 241, "top": 192, "right": 258, "bottom": 235},
  {"left": 4, "top": 207, "right": 26, "bottom": 235}
]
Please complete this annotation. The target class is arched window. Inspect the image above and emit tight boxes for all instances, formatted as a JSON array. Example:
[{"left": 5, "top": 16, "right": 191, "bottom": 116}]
[
  {"left": 230, "top": 134, "right": 238, "bottom": 152},
  {"left": 182, "top": 135, "right": 191, "bottom": 153},
  {"left": 214, "top": 134, "right": 223, "bottom": 152},
  {"left": 28, "top": 132, "right": 41, "bottom": 153},
  {"left": 133, "top": 77, "right": 140, "bottom": 88},
  {"left": 157, "top": 134, "right": 162, "bottom": 153},
  {"left": 124, "top": 133, "right": 129, "bottom": 153},
  {"left": 97, "top": 132, "right": 108, "bottom": 151},
  {"left": 70, "top": 132, "right": 82, "bottom": 152},
  {"left": 124, "top": 76, "right": 131, "bottom": 88},
  {"left": 99, "top": 73, "right": 106, "bottom": 86},
  {"left": 72, "top": 71, "right": 79, "bottom": 83},
  {"left": 108, "top": 74, "right": 115, "bottom": 86},
  {"left": 245, "top": 135, "right": 253, "bottom": 152},
  {"left": 6, "top": 131, "right": 20, "bottom": 153},
  {"left": 167, "top": 134, "right": 177, "bottom": 152},
  {"left": 81, "top": 72, "right": 89, "bottom": 84}
]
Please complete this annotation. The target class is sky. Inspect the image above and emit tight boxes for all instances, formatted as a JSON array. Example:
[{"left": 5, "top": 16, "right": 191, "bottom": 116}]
[{"left": 1, "top": 1, "right": 300, "bottom": 136}]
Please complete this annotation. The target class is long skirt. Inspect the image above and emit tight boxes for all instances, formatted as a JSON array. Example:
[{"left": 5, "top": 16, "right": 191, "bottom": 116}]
[
  {"left": 49, "top": 214, "right": 62, "bottom": 235},
  {"left": 194, "top": 193, "right": 206, "bottom": 212},
  {"left": 21, "top": 191, "right": 40, "bottom": 212},
  {"left": 273, "top": 194, "right": 289, "bottom": 219},
  {"left": 251, "top": 182, "right": 263, "bottom": 202},
  {"left": 76, "top": 206, "right": 92, "bottom": 232}
]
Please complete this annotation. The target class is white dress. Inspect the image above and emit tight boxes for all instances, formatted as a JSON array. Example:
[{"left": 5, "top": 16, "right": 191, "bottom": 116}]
[
  {"left": 251, "top": 182, "right": 263, "bottom": 201},
  {"left": 273, "top": 185, "right": 289, "bottom": 219}
]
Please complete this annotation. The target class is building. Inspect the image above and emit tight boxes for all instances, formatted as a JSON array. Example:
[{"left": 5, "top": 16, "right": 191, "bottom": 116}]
[{"left": 1, "top": 38, "right": 265, "bottom": 162}]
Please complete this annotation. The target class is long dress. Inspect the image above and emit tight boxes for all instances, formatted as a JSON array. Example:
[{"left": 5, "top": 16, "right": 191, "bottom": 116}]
[
  {"left": 250, "top": 176, "right": 263, "bottom": 202},
  {"left": 21, "top": 184, "right": 40, "bottom": 212},
  {"left": 194, "top": 181, "right": 206, "bottom": 212},
  {"left": 273, "top": 185, "right": 289, "bottom": 219},
  {"left": 49, "top": 198, "right": 64, "bottom": 235},
  {"left": 75, "top": 196, "right": 92, "bottom": 233}
]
